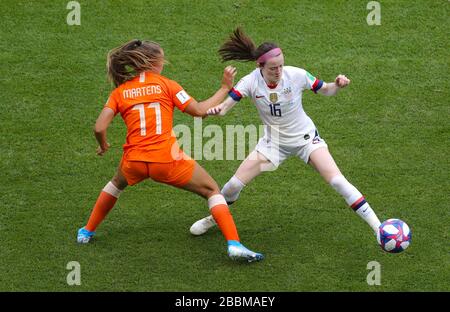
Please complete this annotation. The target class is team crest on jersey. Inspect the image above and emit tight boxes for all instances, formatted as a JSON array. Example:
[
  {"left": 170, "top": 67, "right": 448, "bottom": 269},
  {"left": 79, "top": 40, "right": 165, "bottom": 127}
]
[{"left": 269, "top": 93, "right": 278, "bottom": 103}]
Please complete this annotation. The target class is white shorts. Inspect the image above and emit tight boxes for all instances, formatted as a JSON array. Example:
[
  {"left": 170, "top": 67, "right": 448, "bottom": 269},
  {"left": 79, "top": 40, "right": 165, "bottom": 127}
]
[{"left": 255, "top": 129, "right": 328, "bottom": 167}]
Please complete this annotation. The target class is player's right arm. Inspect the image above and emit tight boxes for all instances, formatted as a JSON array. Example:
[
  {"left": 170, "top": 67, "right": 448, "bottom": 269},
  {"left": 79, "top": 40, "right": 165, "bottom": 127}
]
[
  {"left": 94, "top": 91, "right": 119, "bottom": 156},
  {"left": 206, "top": 96, "right": 237, "bottom": 116},
  {"left": 94, "top": 107, "right": 115, "bottom": 156}
]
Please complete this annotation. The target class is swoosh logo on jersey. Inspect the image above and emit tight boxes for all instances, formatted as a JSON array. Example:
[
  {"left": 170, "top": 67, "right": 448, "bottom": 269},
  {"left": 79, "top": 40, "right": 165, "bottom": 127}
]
[{"left": 256, "top": 95, "right": 264, "bottom": 98}]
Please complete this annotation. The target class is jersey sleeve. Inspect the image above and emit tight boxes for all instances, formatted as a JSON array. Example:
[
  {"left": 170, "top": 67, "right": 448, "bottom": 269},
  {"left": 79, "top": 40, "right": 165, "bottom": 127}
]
[
  {"left": 228, "top": 74, "right": 252, "bottom": 102},
  {"left": 167, "top": 79, "right": 193, "bottom": 112},
  {"left": 304, "top": 70, "right": 324, "bottom": 93},
  {"left": 104, "top": 89, "right": 120, "bottom": 115}
]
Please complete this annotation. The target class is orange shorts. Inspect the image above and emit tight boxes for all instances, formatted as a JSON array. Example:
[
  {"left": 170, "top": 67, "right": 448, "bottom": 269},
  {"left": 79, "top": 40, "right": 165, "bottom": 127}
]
[{"left": 120, "top": 154, "right": 195, "bottom": 187}]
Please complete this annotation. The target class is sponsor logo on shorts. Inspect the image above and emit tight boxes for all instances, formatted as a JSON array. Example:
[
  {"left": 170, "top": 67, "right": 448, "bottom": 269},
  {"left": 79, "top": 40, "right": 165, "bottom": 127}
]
[{"left": 312, "top": 136, "right": 322, "bottom": 144}]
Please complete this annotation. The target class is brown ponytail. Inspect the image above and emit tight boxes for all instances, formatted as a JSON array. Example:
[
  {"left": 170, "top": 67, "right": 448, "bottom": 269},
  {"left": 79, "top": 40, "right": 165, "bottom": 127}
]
[
  {"left": 107, "top": 39, "right": 164, "bottom": 87},
  {"left": 218, "top": 27, "right": 280, "bottom": 65}
]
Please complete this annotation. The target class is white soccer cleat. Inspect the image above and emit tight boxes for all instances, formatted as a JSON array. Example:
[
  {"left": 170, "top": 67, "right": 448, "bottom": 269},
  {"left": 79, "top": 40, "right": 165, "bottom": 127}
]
[{"left": 189, "top": 215, "right": 216, "bottom": 235}]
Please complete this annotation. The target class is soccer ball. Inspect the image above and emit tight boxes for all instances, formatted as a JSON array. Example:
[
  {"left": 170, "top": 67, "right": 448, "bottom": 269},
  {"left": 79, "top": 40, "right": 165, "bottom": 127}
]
[{"left": 377, "top": 219, "right": 411, "bottom": 253}]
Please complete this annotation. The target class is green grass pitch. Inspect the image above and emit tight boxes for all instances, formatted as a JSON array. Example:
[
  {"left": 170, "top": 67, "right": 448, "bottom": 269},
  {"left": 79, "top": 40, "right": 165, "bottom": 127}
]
[{"left": 0, "top": 0, "right": 448, "bottom": 291}]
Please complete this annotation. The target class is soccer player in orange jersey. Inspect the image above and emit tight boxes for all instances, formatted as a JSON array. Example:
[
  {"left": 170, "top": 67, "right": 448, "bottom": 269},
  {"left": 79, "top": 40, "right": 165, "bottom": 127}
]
[{"left": 77, "top": 39, "right": 263, "bottom": 262}]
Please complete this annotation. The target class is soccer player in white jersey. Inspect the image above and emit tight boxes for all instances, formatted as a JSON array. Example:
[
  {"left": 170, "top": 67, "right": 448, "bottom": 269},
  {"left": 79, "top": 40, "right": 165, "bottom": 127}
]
[{"left": 190, "top": 28, "right": 382, "bottom": 243}]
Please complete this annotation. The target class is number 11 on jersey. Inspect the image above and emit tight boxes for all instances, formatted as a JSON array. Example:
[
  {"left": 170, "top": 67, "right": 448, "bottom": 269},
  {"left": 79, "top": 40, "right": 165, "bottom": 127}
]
[{"left": 132, "top": 102, "right": 162, "bottom": 136}]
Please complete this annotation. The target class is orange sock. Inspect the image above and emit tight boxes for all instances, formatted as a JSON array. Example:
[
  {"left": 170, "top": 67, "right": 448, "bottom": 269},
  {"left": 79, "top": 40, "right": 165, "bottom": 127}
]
[
  {"left": 209, "top": 195, "right": 240, "bottom": 242},
  {"left": 85, "top": 182, "right": 122, "bottom": 232}
]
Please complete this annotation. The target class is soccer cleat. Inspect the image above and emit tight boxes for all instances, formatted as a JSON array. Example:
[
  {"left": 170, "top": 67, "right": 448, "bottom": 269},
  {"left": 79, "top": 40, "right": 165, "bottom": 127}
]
[
  {"left": 77, "top": 227, "right": 95, "bottom": 244},
  {"left": 190, "top": 215, "right": 216, "bottom": 235},
  {"left": 227, "top": 240, "right": 264, "bottom": 263}
]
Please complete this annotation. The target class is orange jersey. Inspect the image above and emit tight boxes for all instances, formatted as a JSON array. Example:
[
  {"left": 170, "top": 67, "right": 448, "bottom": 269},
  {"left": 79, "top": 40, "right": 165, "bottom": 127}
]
[{"left": 105, "top": 72, "right": 193, "bottom": 163}]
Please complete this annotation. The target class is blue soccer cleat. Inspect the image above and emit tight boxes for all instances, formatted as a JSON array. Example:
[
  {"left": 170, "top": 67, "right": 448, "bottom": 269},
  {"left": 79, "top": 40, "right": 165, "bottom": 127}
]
[
  {"left": 77, "top": 227, "right": 95, "bottom": 244},
  {"left": 227, "top": 240, "right": 264, "bottom": 263}
]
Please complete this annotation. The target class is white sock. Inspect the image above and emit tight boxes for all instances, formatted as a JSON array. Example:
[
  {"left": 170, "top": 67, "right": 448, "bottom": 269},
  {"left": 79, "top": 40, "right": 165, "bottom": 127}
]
[
  {"left": 103, "top": 181, "right": 122, "bottom": 198},
  {"left": 207, "top": 194, "right": 227, "bottom": 209},
  {"left": 221, "top": 175, "right": 246, "bottom": 203},
  {"left": 354, "top": 202, "right": 381, "bottom": 233},
  {"left": 329, "top": 175, "right": 381, "bottom": 233}
]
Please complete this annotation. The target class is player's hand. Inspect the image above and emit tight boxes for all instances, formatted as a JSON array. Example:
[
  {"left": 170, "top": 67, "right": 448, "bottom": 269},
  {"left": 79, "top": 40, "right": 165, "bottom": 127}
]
[
  {"left": 207, "top": 104, "right": 223, "bottom": 115},
  {"left": 96, "top": 143, "right": 110, "bottom": 156},
  {"left": 335, "top": 74, "right": 350, "bottom": 88},
  {"left": 221, "top": 66, "right": 237, "bottom": 90}
]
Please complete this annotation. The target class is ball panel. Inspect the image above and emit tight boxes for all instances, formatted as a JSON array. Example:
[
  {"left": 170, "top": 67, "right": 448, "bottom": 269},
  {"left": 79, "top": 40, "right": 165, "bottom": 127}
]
[
  {"left": 384, "top": 239, "right": 396, "bottom": 251},
  {"left": 402, "top": 222, "right": 410, "bottom": 237},
  {"left": 400, "top": 241, "right": 410, "bottom": 250},
  {"left": 383, "top": 224, "right": 399, "bottom": 235}
]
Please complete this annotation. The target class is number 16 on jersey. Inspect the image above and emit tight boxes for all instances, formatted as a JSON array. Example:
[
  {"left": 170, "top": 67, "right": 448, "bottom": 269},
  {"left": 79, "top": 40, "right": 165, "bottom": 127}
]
[{"left": 269, "top": 103, "right": 282, "bottom": 117}]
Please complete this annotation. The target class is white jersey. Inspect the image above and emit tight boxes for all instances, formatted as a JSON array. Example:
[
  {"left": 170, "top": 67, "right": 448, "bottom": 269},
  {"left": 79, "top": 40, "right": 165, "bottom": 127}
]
[{"left": 228, "top": 66, "right": 324, "bottom": 146}]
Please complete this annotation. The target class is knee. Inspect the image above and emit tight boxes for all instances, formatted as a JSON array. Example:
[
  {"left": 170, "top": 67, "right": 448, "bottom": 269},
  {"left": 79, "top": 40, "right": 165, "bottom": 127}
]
[
  {"left": 111, "top": 175, "right": 128, "bottom": 190},
  {"left": 223, "top": 175, "right": 246, "bottom": 193},
  {"left": 201, "top": 182, "right": 221, "bottom": 199},
  {"left": 326, "top": 174, "right": 348, "bottom": 189},
  {"left": 328, "top": 174, "right": 361, "bottom": 202}
]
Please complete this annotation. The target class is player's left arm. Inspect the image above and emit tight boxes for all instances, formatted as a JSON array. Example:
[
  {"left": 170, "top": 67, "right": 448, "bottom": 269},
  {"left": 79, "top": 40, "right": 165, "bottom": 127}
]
[
  {"left": 183, "top": 66, "right": 237, "bottom": 117},
  {"left": 94, "top": 107, "right": 115, "bottom": 156},
  {"left": 318, "top": 74, "right": 351, "bottom": 96}
]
